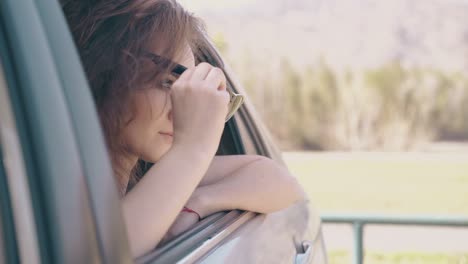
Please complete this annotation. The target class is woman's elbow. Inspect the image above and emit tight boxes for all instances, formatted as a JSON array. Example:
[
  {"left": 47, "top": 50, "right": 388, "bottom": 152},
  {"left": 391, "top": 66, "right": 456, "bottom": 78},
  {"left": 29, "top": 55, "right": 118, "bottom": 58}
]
[
  {"left": 288, "top": 175, "right": 308, "bottom": 203},
  {"left": 259, "top": 184, "right": 307, "bottom": 215},
  {"left": 262, "top": 158, "right": 309, "bottom": 211},
  {"left": 277, "top": 169, "right": 308, "bottom": 205},
  {"left": 273, "top": 159, "right": 307, "bottom": 201}
]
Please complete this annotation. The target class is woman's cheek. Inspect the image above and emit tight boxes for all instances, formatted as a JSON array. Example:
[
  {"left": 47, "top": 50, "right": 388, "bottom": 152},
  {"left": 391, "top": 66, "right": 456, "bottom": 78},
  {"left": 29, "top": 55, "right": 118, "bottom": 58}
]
[{"left": 150, "top": 89, "right": 171, "bottom": 118}]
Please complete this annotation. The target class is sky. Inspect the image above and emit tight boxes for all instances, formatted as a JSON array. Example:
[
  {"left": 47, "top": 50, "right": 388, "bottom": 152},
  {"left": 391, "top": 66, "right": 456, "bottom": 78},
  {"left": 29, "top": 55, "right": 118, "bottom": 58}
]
[
  {"left": 179, "top": 0, "right": 468, "bottom": 12},
  {"left": 178, "top": 0, "right": 252, "bottom": 12}
]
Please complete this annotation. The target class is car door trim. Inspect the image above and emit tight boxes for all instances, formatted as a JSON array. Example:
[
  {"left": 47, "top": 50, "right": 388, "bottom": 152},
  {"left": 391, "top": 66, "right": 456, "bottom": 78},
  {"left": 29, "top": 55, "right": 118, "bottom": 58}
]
[
  {"left": 140, "top": 211, "right": 256, "bottom": 264},
  {"left": 177, "top": 211, "right": 257, "bottom": 264},
  {"left": 136, "top": 212, "right": 226, "bottom": 263}
]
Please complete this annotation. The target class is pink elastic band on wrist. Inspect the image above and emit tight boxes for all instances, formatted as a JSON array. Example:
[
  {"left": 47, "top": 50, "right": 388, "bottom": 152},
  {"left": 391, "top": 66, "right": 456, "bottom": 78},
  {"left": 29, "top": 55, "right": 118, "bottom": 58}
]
[{"left": 182, "top": 206, "right": 201, "bottom": 220}]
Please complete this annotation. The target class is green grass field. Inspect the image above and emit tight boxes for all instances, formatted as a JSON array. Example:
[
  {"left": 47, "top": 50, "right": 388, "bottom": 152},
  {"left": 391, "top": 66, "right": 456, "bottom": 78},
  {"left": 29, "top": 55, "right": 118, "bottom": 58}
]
[
  {"left": 283, "top": 152, "right": 468, "bottom": 215},
  {"left": 283, "top": 152, "right": 468, "bottom": 263}
]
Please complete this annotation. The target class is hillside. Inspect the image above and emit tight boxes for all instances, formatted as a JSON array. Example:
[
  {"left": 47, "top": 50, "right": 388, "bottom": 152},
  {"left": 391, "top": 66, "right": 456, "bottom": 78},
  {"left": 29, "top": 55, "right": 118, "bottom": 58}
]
[{"left": 189, "top": 0, "right": 468, "bottom": 72}]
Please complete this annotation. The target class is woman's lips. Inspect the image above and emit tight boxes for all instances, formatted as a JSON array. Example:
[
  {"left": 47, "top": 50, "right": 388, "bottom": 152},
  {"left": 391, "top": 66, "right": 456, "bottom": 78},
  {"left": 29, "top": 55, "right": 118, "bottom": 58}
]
[{"left": 159, "top": 132, "right": 173, "bottom": 137}]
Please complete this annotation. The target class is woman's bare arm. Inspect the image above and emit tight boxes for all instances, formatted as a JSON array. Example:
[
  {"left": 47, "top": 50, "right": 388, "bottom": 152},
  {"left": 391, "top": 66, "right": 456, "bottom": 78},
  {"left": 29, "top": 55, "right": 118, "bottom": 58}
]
[
  {"left": 188, "top": 155, "right": 307, "bottom": 218},
  {"left": 121, "top": 146, "right": 213, "bottom": 257},
  {"left": 121, "top": 62, "right": 230, "bottom": 258},
  {"left": 198, "top": 155, "right": 265, "bottom": 186}
]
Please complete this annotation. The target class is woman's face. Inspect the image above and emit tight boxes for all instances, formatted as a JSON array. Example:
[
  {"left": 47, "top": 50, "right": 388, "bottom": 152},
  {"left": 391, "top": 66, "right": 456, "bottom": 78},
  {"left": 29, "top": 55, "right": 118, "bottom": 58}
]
[{"left": 121, "top": 46, "right": 195, "bottom": 163}]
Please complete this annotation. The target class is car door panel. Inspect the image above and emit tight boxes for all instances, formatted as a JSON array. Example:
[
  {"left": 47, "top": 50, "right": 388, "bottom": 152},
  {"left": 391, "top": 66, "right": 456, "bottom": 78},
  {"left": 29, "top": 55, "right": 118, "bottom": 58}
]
[{"left": 192, "top": 202, "right": 321, "bottom": 264}]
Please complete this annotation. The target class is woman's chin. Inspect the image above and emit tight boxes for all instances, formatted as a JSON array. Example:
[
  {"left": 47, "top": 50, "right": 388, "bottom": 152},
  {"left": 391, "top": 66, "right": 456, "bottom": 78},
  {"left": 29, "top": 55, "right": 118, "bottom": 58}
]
[{"left": 142, "top": 146, "right": 171, "bottom": 163}]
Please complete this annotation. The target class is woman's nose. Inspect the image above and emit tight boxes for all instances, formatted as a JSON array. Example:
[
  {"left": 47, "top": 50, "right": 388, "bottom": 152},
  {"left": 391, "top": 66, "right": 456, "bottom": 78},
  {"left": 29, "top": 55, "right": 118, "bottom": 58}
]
[{"left": 167, "top": 94, "right": 173, "bottom": 121}]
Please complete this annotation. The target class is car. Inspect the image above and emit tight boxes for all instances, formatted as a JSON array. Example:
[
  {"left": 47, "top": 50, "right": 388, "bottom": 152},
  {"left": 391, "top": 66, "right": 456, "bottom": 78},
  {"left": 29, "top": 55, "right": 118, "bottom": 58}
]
[{"left": 0, "top": 0, "right": 327, "bottom": 263}]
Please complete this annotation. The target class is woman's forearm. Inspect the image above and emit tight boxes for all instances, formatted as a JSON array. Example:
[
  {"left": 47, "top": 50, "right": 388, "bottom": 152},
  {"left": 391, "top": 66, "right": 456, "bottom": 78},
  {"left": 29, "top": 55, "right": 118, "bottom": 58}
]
[
  {"left": 122, "top": 145, "right": 213, "bottom": 257},
  {"left": 187, "top": 157, "right": 307, "bottom": 218}
]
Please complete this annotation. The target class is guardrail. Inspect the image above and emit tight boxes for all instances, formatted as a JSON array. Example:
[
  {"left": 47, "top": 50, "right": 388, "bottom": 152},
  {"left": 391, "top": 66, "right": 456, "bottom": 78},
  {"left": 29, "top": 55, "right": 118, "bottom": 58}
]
[{"left": 321, "top": 214, "right": 468, "bottom": 264}]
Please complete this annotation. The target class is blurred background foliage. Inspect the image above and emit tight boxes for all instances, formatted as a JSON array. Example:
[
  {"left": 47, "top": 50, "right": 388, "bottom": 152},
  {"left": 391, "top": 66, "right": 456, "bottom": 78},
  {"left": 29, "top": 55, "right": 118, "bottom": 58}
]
[
  {"left": 216, "top": 32, "right": 468, "bottom": 151},
  {"left": 184, "top": 0, "right": 468, "bottom": 152}
]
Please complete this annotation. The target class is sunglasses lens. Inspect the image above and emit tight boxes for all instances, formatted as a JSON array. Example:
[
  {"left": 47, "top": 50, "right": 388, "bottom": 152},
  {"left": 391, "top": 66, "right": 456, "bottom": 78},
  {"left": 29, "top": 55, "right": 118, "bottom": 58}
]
[{"left": 225, "top": 94, "right": 244, "bottom": 122}]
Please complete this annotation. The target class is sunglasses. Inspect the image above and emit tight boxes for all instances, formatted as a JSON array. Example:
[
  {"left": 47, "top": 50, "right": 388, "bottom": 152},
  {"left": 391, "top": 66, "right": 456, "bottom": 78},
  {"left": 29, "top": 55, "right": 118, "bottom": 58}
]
[{"left": 147, "top": 53, "right": 244, "bottom": 122}]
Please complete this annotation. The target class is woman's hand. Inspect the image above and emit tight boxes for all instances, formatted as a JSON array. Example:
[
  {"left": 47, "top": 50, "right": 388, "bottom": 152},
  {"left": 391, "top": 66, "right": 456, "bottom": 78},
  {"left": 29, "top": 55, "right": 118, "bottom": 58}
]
[{"left": 170, "top": 63, "right": 230, "bottom": 156}]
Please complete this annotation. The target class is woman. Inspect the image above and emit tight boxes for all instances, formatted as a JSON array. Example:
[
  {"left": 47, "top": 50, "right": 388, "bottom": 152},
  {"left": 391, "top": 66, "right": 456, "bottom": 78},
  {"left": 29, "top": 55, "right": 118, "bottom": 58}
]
[{"left": 63, "top": 0, "right": 306, "bottom": 258}]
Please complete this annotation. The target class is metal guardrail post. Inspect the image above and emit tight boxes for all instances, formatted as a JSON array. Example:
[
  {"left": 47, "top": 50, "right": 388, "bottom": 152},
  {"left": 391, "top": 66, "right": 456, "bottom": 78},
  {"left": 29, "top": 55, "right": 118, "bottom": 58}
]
[
  {"left": 321, "top": 214, "right": 468, "bottom": 264},
  {"left": 353, "top": 222, "right": 364, "bottom": 264}
]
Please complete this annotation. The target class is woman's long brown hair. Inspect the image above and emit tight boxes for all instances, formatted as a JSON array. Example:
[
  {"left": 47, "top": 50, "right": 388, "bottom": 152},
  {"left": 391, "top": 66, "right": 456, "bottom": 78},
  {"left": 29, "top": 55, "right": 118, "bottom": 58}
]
[{"left": 62, "top": 0, "right": 204, "bottom": 194}]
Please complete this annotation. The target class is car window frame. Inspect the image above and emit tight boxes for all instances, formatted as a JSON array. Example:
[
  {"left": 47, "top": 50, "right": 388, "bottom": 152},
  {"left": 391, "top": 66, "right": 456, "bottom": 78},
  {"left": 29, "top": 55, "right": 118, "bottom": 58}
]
[{"left": 222, "top": 63, "right": 270, "bottom": 156}]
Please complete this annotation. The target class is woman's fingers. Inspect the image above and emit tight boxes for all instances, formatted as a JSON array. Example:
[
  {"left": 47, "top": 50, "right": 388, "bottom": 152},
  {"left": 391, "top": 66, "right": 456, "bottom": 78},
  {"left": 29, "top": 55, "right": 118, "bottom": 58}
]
[
  {"left": 204, "top": 67, "right": 227, "bottom": 91},
  {"left": 190, "top": 62, "right": 212, "bottom": 82},
  {"left": 170, "top": 61, "right": 230, "bottom": 155},
  {"left": 175, "top": 63, "right": 226, "bottom": 92},
  {"left": 176, "top": 66, "right": 194, "bottom": 83}
]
